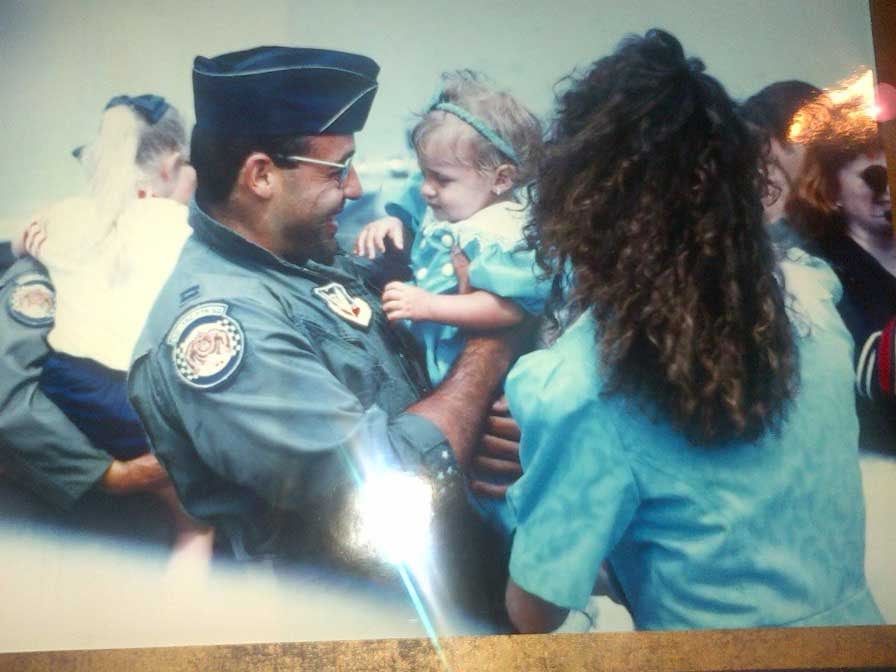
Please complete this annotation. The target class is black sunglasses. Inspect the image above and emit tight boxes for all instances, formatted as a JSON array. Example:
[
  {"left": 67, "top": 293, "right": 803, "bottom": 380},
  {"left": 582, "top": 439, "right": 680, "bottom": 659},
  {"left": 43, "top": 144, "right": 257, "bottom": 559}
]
[{"left": 860, "top": 164, "right": 890, "bottom": 199}]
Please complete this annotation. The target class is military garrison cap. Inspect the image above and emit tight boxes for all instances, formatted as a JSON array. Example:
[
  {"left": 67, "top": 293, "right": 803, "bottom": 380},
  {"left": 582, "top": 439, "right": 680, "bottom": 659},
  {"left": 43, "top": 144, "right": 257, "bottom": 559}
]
[{"left": 192, "top": 46, "right": 380, "bottom": 135}]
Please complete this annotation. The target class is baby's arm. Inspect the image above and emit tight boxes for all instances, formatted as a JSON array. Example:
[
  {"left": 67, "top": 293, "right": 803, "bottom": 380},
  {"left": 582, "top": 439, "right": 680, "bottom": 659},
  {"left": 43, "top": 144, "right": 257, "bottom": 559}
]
[{"left": 382, "top": 281, "right": 524, "bottom": 329}]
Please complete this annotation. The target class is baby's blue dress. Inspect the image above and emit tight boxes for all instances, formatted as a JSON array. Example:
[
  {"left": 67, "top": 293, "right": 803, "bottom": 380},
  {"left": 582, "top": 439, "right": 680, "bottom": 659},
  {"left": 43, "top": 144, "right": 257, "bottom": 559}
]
[
  {"left": 386, "top": 178, "right": 549, "bottom": 385},
  {"left": 501, "top": 256, "right": 884, "bottom": 629}
]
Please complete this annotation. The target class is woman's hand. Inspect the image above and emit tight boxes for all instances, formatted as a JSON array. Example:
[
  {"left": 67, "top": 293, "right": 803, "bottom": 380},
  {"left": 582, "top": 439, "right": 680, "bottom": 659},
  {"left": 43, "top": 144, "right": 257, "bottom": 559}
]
[
  {"left": 354, "top": 216, "right": 404, "bottom": 259},
  {"left": 382, "top": 281, "right": 432, "bottom": 322}
]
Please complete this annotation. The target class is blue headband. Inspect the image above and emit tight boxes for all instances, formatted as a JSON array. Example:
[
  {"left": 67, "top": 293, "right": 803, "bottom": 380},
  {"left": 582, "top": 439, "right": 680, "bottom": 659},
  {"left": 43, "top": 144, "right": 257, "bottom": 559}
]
[
  {"left": 428, "top": 96, "right": 519, "bottom": 164},
  {"left": 105, "top": 94, "right": 170, "bottom": 125}
]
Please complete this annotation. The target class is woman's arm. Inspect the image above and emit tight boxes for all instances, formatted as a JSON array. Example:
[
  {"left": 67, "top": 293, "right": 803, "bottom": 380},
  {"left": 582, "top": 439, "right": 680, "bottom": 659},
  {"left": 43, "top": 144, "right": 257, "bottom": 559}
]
[
  {"left": 382, "top": 282, "right": 524, "bottom": 329},
  {"left": 505, "top": 578, "right": 569, "bottom": 633}
]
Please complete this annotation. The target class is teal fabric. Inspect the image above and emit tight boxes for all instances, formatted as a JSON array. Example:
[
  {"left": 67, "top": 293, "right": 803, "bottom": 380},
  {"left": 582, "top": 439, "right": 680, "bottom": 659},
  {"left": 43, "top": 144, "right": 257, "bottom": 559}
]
[
  {"left": 501, "top": 258, "right": 883, "bottom": 629},
  {"left": 405, "top": 202, "right": 550, "bottom": 385}
]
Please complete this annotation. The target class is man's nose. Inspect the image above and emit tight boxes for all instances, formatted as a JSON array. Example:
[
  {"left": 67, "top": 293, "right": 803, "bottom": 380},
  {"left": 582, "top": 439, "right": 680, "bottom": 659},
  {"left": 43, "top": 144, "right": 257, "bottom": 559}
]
[{"left": 343, "top": 166, "right": 362, "bottom": 200}]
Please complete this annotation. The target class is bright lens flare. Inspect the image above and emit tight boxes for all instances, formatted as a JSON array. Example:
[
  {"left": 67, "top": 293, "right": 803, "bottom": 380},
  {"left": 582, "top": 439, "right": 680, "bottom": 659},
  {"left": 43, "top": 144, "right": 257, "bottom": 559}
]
[
  {"left": 826, "top": 69, "right": 875, "bottom": 107},
  {"left": 788, "top": 69, "right": 882, "bottom": 145},
  {"left": 352, "top": 471, "right": 434, "bottom": 565}
]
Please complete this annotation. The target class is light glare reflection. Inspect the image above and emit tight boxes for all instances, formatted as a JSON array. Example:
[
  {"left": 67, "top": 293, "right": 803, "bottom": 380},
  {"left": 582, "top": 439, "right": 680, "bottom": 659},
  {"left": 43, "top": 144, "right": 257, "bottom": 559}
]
[
  {"left": 352, "top": 470, "right": 434, "bottom": 565},
  {"left": 788, "top": 68, "right": 882, "bottom": 145}
]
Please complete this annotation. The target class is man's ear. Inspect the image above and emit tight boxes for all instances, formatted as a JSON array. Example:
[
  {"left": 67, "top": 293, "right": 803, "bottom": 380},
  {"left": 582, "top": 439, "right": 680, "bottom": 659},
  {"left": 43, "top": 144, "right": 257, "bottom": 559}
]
[
  {"left": 493, "top": 164, "right": 517, "bottom": 196},
  {"left": 240, "top": 152, "right": 277, "bottom": 199}
]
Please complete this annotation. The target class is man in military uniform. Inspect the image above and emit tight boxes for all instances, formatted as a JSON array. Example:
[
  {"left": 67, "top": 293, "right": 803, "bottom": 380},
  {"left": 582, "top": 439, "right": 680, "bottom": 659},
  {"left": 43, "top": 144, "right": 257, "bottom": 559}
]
[
  {"left": 128, "top": 47, "right": 521, "bottom": 626},
  {"left": 0, "top": 241, "right": 14, "bottom": 275},
  {"left": 0, "top": 256, "right": 169, "bottom": 508}
]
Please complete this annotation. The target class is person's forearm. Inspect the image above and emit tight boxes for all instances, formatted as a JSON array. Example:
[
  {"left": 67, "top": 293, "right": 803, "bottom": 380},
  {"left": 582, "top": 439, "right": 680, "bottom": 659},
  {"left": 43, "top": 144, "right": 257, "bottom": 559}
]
[
  {"left": 407, "top": 332, "right": 518, "bottom": 469},
  {"left": 99, "top": 454, "right": 170, "bottom": 495},
  {"left": 424, "top": 291, "right": 524, "bottom": 329},
  {"left": 506, "top": 579, "right": 569, "bottom": 633}
]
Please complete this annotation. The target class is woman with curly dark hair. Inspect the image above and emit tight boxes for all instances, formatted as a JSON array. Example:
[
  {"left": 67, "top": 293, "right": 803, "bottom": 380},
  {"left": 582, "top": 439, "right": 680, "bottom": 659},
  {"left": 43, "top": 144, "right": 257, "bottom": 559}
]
[{"left": 499, "top": 30, "right": 882, "bottom": 632}]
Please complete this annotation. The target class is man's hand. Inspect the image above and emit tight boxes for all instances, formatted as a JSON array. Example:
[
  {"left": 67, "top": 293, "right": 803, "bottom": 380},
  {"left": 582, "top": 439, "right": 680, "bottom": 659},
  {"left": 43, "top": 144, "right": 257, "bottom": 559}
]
[
  {"left": 469, "top": 396, "right": 523, "bottom": 498},
  {"left": 382, "top": 281, "right": 433, "bottom": 322},
  {"left": 451, "top": 246, "right": 471, "bottom": 294},
  {"left": 354, "top": 216, "right": 404, "bottom": 259},
  {"left": 99, "top": 453, "right": 170, "bottom": 495}
]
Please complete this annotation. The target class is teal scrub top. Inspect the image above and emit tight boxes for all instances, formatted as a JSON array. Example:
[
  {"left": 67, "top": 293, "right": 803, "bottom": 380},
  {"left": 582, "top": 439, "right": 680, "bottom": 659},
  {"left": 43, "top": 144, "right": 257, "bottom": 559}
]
[{"left": 502, "top": 255, "right": 883, "bottom": 629}]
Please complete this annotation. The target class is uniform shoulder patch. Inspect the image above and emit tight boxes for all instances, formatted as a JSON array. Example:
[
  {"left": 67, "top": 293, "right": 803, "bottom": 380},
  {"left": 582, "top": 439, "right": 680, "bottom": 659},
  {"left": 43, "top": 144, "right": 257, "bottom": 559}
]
[
  {"left": 7, "top": 273, "right": 56, "bottom": 327},
  {"left": 166, "top": 302, "right": 244, "bottom": 389}
]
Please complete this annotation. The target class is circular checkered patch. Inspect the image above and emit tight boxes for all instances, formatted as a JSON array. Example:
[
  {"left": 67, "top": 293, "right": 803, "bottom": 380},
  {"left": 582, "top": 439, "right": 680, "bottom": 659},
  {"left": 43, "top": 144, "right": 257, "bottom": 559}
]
[
  {"left": 171, "top": 308, "right": 244, "bottom": 389},
  {"left": 7, "top": 275, "right": 56, "bottom": 327}
]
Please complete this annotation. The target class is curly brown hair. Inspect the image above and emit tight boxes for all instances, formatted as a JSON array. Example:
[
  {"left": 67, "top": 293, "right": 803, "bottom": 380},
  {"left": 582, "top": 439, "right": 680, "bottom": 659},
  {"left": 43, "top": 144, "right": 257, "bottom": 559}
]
[{"left": 528, "top": 30, "right": 799, "bottom": 444}]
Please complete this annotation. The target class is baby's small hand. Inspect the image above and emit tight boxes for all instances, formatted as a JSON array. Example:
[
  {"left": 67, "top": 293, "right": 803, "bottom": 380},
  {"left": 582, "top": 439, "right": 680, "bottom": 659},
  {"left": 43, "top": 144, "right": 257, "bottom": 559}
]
[
  {"left": 354, "top": 216, "right": 404, "bottom": 259},
  {"left": 12, "top": 220, "right": 47, "bottom": 258},
  {"left": 382, "top": 281, "right": 432, "bottom": 322}
]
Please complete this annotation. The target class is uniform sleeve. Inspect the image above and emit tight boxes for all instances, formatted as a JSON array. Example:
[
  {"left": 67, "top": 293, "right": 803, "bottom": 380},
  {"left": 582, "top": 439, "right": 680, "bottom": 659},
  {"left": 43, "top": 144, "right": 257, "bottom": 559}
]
[
  {"left": 0, "top": 241, "right": 15, "bottom": 275},
  {"left": 129, "top": 296, "right": 451, "bottom": 511},
  {"left": 504, "top": 338, "right": 639, "bottom": 611},
  {"left": 0, "top": 260, "right": 112, "bottom": 508},
  {"left": 465, "top": 240, "right": 551, "bottom": 315}
]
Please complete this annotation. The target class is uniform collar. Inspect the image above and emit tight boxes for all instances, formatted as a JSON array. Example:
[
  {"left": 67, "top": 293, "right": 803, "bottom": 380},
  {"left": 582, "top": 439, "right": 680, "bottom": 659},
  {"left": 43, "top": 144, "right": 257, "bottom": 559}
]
[{"left": 188, "top": 199, "right": 361, "bottom": 285}]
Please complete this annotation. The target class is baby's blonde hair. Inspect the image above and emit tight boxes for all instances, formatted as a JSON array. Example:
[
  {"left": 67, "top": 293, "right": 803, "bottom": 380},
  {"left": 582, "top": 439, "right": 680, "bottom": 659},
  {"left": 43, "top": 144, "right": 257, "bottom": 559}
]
[
  {"left": 80, "top": 103, "right": 188, "bottom": 231},
  {"left": 411, "top": 70, "right": 543, "bottom": 188}
]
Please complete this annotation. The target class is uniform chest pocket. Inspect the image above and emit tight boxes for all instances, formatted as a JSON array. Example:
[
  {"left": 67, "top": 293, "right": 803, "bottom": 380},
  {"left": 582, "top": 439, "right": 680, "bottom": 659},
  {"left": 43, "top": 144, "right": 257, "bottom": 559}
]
[{"left": 301, "top": 320, "right": 387, "bottom": 409}]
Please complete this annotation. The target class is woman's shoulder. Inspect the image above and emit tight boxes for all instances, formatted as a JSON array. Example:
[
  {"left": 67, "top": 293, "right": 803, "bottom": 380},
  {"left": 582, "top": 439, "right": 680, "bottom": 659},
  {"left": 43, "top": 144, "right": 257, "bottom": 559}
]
[
  {"left": 780, "top": 248, "right": 841, "bottom": 296},
  {"left": 507, "top": 313, "right": 602, "bottom": 419},
  {"left": 778, "top": 249, "right": 848, "bottom": 336},
  {"left": 118, "top": 198, "right": 190, "bottom": 239},
  {"left": 30, "top": 197, "right": 103, "bottom": 267}
]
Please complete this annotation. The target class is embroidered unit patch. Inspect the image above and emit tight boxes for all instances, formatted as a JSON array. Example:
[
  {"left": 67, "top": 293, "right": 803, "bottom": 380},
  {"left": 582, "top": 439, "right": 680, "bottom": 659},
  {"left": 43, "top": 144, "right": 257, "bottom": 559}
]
[
  {"left": 7, "top": 273, "right": 56, "bottom": 327},
  {"left": 167, "top": 302, "right": 244, "bottom": 389},
  {"left": 312, "top": 282, "right": 372, "bottom": 328}
]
